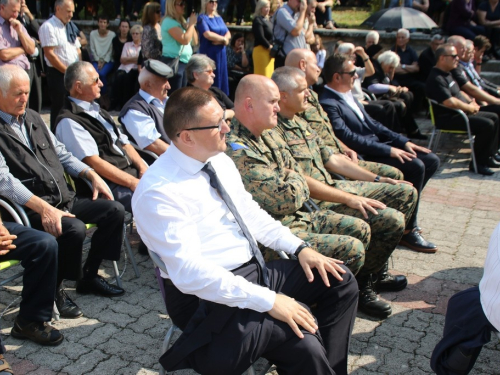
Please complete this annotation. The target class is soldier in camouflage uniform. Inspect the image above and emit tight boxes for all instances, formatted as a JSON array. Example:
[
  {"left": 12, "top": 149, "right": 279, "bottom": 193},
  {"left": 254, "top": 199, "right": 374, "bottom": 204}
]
[
  {"left": 285, "top": 48, "right": 403, "bottom": 180},
  {"left": 226, "top": 79, "right": 369, "bottom": 276},
  {"left": 227, "top": 74, "right": 408, "bottom": 319},
  {"left": 271, "top": 67, "right": 418, "bottom": 318}
]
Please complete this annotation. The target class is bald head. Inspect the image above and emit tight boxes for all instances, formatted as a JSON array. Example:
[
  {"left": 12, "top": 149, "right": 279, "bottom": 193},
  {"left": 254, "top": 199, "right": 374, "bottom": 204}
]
[
  {"left": 284, "top": 48, "right": 321, "bottom": 86},
  {"left": 234, "top": 74, "right": 281, "bottom": 137}
]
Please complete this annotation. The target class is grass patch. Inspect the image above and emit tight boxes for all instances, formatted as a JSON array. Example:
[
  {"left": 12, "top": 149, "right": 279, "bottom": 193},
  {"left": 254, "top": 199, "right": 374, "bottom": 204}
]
[{"left": 332, "top": 9, "right": 372, "bottom": 28}]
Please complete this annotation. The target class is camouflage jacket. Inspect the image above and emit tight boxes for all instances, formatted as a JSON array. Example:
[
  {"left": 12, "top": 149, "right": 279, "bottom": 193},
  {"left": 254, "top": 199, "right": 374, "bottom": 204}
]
[
  {"left": 275, "top": 113, "right": 334, "bottom": 186},
  {"left": 298, "top": 90, "right": 344, "bottom": 153},
  {"left": 225, "top": 118, "right": 310, "bottom": 225}
]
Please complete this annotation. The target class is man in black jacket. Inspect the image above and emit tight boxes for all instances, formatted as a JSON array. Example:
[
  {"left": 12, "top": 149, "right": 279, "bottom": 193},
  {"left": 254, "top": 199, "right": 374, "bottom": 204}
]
[{"left": 0, "top": 64, "right": 126, "bottom": 323}]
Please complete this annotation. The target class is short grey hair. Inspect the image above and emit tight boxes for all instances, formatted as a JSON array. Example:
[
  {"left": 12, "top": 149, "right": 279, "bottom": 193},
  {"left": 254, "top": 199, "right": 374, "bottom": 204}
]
[
  {"left": 55, "top": 0, "right": 72, "bottom": 7},
  {"left": 337, "top": 42, "right": 355, "bottom": 55},
  {"left": 0, "top": 64, "right": 29, "bottom": 97},
  {"left": 0, "top": 0, "right": 20, "bottom": 6},
  {"left": 138, "top": 66, "right": 156, "bottom": 87},
  {"left": 366, "top": 30, "right": 379, "bottom": 44},
  {"left": 378, "top": 50, "right": 400, "bottom": 68},
  {"left": 64, "top": 61, "right": 93, "bottom": 91},
  {"left": 186, "top": 54, "right": 216, "bottom": 83},
  {"left": 397, "top": 28, "right": 410, "bottom": 39},
  {"left": 271, "top": 66, "right": 305, "bottom": 93},
  {"left": 465, "top": 39, "right": 474, "bottom": 50}
]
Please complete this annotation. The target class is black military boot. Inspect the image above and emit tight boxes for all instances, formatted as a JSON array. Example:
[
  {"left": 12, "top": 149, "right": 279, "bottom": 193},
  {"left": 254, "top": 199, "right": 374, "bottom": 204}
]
[
  {"left": 375, "top": 262, "right": 408, "bottom": 292},
  {"left": 357, "top": 274, "right": 392, "bottom": 319}
]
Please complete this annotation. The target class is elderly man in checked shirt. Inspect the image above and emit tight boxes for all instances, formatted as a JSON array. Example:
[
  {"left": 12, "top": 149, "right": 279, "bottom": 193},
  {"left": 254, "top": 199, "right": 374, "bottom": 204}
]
[{"left": 0, "top": 64, "right": 126, "bottom": 321}]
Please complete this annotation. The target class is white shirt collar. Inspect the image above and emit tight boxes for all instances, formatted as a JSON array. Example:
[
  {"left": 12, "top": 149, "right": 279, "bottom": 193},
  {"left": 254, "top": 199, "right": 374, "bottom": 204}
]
[
  {"left": 68, "top": 96, "right": 100, "bottom": 113},
  {"left": 168, "top": 143, "right": 207, "bottom": 176}
]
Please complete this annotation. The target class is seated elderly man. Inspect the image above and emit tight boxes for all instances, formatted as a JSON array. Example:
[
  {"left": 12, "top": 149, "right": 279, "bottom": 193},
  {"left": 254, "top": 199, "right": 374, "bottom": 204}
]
[
  {"left": 284, "top": 48, "right": 403, "bottom": 179},
  {"left": 426, "top": 44, "right": 500, "bottom": 176},
  {"left": 320, "top": 54, "right": 441, "bottom": 253},
  {"left": 418, "top": 34, "right": 445, "bottom": 83},
  {"left": 0, "top": 216, "right": 62, "bottom": 346},
  {"left": 431, "top": 221, "right": 500, "bottom": 374},
  {"left": 227, "top": 73, "right": 415, "bottom": 319},
  {"left": 391, "top": 29, "right": 427, "bottom": 113},
  {"left": 363, "top": 50, "right": 425, "bottom": 139},
  {"left": 132, "top": 86, "right": 358, "bottom": 375},
  {"left": 0, "top": 64, "right": 126, "bottom": 321},
  {"left": 55, "top": 61, "right": 148, "bottom": 214},
  {"left": 119, "top": 60, "right": 173, "bottom": 157},
  {"left": 186, "top": 54, "right": 235, "bottom": 122}
]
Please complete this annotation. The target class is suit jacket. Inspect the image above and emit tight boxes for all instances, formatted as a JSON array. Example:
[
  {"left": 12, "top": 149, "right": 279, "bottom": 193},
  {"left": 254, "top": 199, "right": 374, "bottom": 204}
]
[{"left": 318, "top": 87, "right": 409, "bottom": 157}]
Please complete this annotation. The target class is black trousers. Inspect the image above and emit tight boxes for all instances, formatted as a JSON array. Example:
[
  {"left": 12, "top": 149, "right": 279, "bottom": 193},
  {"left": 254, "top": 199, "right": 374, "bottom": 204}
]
[
  {"left": 431, "top": 287, "right": 497, "bottom": 375},
  {"left": 162, "top": 260, "right": 358, "bottom": 375},
  {"left": 0, "top": 222, "right": 58, "bottom": 322},
  {"left": 27, "top": 196, "right": 125, "bottom": 282},
  {"left": 364, "top": 151, "right": 440, "bottom": 229},
  {"left": 365, "top": 99, "right": 402, "bottom": 133},
  {"left": 47, "top": 67, "right": 66, "bottom": 131}
]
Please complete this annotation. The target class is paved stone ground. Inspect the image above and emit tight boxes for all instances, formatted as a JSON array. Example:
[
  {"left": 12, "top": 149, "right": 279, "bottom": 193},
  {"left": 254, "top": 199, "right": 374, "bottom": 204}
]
[{"left": 1, "top": 113, "right": 499, "bottom": 374}]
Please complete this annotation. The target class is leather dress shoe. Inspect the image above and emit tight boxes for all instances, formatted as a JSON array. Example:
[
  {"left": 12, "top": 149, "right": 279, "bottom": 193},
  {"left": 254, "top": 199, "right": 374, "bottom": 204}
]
[
  {"left": 357, "top": 275, "right": 392, "bottom": 319},
  {"left": 400, "top": 230, "right": 438, "bottom": 253},
  {"left": 76, "top": 275, "right": 125, "bottom": 297},
  {"left": 56, "top": 288, "right": 83, "bottom": 319},
  {"left": 470, "top": 163, "right": 495, "bottom": 176},
  {"left": 11, "top": 316, "right": 63, "bottom": 346},
  {"left": 414, "top": 226, "right": 422, "bottom": 233},
  {"left": 375, "top": 262, "right": 408, "bottom": 292}
]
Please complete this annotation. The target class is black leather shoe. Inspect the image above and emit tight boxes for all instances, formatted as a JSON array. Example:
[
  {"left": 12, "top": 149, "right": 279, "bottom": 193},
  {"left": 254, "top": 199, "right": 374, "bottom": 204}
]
[
  {"left": 400, "top": 230, "right": 438, "bottom": 253},
  {"left": 493, "top": 153, "right": 500, "bottom": 163},
  {"left": 376, "top": 262, "right": 408, "bottom": 292},
  {"left": 487, "top": 157, "right": 500, "bottom": 168},
  {"left": 414, "top": 226, "right": 422, "bottom": 233},
  {"left": 138, "top": 239, "right": 148, "bottom": 255},
  {"left": 76, "top": 275, "right": 125, "bottom": 297},
  {"left": 357, "top": 275, "right": 392, "bottom": 319},
  {"left": 56, "top": 288, "right": 83, "bottom": 319},
  {"left": 470, "top": 163, "right": 495, "bottom": 176}
]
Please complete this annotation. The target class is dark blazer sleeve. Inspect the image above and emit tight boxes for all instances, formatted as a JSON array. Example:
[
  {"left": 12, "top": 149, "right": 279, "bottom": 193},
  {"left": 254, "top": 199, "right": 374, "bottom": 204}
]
[{"left": 363, "top": 110, "right": 409, "bottom": 149}]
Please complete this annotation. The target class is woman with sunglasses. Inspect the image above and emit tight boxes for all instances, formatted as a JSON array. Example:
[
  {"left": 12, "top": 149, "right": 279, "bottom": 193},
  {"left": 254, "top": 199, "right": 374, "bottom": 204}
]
[
  {"left": 197, "top": 0, "right": 231, "bottom": 95},
  {"left": 161, "top": 0, "right": 198, "bottom": 92}
]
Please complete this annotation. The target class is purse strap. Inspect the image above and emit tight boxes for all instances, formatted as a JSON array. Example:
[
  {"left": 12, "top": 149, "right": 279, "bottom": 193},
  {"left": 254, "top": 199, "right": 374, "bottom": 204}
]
[{"left": 272, "top": 9, "right": 288, "bottom": 45}]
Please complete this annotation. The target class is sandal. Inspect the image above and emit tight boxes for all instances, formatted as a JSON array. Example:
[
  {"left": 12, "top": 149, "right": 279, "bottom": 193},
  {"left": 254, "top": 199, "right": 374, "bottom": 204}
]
[
  {"left": 10, "top": 318, "right": 63, "bottom": 347},
  {"left": 0, "top": 354, "right": 13, "bottom": 374}
]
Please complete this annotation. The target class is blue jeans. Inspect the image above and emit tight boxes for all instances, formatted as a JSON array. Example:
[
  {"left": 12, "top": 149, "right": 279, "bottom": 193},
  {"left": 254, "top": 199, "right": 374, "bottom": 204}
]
[{"left": 92, "top": 61, "right": 114, "bottom": 94}]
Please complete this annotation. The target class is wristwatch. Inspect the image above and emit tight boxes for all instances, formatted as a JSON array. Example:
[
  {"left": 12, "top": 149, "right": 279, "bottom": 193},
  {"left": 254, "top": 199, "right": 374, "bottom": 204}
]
[
  {"left": 374, "top": 175, "right": 381, "bottom": 182},
  {"left": 294, "top": 242, "right": 312, "bottom": 258}
]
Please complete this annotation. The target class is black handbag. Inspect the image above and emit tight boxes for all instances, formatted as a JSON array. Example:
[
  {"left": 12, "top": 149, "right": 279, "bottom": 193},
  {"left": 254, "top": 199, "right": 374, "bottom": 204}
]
[{"left": 270, "top": 10, "right": 287, "bottom": 59}]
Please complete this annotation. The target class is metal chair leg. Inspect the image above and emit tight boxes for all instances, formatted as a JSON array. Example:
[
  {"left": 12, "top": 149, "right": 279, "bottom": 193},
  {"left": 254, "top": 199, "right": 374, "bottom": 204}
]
[
  {"left": 161, "top": 324, "right": 178, "bottom": 375},
  {"left": 427, "top": 128, "right": 436, "bottom": 150},
  {"left": 112, "top": 261, "right": 122, "bottom": 288},
  {"left": 468, "top": 136, "right": 478, "bottom": 173},
  {"left": 123, "top": 223, "right": 140, "bottom": 278}
]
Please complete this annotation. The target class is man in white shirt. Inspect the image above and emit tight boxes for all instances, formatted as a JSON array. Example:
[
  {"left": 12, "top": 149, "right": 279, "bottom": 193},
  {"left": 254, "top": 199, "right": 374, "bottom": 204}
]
[
  {"left": 431, "top": 222, "right": 500, "bottom": 374},
  {"left": 38, "top": 0, "right": 80, "bottom": 130},
  {"left": 119, "top": 59, "right": 172, "bottom": 157},
  {"left": 132, "top": 86, "right": 358, "bottom": 375}
]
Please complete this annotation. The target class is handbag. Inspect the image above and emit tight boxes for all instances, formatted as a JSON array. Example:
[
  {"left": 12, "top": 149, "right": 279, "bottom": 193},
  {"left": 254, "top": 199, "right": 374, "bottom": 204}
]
[
  {"left": 165, "top": 45, "right": 185, "bottom": 75},
  {"left": 270, "top": 10, "right": 287, "bottom": 59}
]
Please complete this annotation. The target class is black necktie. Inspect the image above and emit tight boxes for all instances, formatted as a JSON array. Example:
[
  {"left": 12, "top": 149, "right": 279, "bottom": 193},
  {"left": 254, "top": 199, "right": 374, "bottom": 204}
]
[{"left": 202, "top": 162, "right": 270, "bottom": 287}]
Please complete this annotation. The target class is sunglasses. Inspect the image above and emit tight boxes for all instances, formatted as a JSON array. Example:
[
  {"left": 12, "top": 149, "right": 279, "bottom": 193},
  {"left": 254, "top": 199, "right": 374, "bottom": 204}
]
[
  {"left": 91, "top": 76, "right": 99, "bottom": 85},
  {"left": 339, "top": 70, "right": 356, "bottom": 77},
  {"left": 176, "top": 111, "right": 225, "bottom": 137},
  {"left": 175, "top": 1, "right": 186, "bottom": 5},
  {"left": 209, "top": 0, "right": 218, "bottom": 3},
  {"left": 444, "top": 54, "right": 459, "bottom": 59}
]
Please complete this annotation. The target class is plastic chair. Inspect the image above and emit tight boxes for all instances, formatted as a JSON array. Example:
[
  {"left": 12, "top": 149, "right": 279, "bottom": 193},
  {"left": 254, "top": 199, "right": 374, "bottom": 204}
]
[
  {"left": 427, "top": 99, "right": 478, "bottom": 173},
  {"left": 148, "top": 249, "right": 290, "bottom": 375}
]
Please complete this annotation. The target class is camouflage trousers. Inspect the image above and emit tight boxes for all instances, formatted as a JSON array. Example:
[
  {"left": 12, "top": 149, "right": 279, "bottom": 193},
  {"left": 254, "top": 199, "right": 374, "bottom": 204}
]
[
  {"left": 319, "top": 180, "right": 418, "bottom": 277},
  {"left": 358, "top": 160, "right": 403, "bottom": 180},
  {"left": 263, "top": 210, "right": 370, "bottom": 276}
]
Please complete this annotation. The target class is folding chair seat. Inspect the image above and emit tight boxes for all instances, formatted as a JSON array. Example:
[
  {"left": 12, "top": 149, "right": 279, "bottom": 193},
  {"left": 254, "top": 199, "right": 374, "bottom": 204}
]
[
  {"left": 147, "top": 249, "right": 289, "bottom": 375},
  {"left": 427, "top": 98, "right": 478, "bottom": 173}
]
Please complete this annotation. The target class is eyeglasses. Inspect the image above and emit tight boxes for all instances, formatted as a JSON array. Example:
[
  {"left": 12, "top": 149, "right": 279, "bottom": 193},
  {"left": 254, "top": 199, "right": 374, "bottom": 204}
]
[
  {"left": 443, "top": 54, "right": 459, "bottom": 59},
  {"left": 155, "top": 9, "right": 161, "bottom": 13},
  {"left": 175, "top": 1, "right": 186, "bottom": 6},
  {"left": 91, "top": 76, "right": 99, "bottom": 85},
  {"left": 339, "top": 70, "right": 356, "bottom": 77},
  {"left": 177, "top": 111, "right": 225, "bottom": 137},
  {"left": 203, "top": 69, "right": 215, "bottom": 74},
  {"left": 209, "top": 0, "right": 218, "bottom": 3}
]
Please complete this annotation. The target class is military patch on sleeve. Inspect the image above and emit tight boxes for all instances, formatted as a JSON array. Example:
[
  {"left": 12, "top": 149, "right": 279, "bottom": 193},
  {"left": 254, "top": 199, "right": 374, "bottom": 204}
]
[{"left": 230, "top": 142, "right": 249, "bottom": 150}]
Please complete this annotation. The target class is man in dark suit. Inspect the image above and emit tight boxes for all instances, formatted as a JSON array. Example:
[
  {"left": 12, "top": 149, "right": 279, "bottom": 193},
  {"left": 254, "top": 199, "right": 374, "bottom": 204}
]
[{"left": 319, "top": 53, "right": 440, "bottom": 254}]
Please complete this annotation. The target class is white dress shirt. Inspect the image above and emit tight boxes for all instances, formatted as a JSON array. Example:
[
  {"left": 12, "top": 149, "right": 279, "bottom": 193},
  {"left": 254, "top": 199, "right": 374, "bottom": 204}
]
[
  {"left": 120, "top": 89, "right": 163, "bottom": 149},
  {"left": 38, "top": 15, "right": 80, "bottom": 68},
  {"left": 55, "top": 97, "right": 130, "bottom": 160},
  {"left": 479, "top": 222, "right": 500, "bottom": 332},
  {"left": 132, "top": 145, "right": 303, "bottom": 313},
  {"left": 324, "top": 85, "right": 365, "bottom": 120}
]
